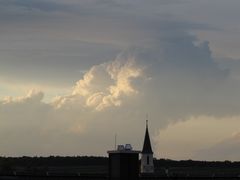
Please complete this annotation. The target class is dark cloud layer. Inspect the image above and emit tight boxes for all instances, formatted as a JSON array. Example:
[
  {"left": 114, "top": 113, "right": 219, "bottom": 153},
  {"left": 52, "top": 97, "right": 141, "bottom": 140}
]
[
  {"left": 0, "top": 0, "right": 72, "bottom": 12},
  {"left": 0, "top": 0, "right": 216, "bottom": 87}
]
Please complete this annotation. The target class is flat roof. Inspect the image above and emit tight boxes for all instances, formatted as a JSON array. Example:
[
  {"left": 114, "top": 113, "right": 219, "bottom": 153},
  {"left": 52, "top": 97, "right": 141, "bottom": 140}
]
[{"left": 107, "top": 150, "right": 141, "bottom": 154}]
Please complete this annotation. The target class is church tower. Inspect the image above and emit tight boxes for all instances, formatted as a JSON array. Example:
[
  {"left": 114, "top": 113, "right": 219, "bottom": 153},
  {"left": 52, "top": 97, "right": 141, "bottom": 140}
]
[{"left": 141, "top": 120, "right": 154, "bottom": 174}]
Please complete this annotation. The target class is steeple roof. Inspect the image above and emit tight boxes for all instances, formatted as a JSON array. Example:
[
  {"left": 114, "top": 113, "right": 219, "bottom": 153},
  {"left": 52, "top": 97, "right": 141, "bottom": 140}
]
[{"left": 142, "top": 120, "right": 153, "bottom": 154}]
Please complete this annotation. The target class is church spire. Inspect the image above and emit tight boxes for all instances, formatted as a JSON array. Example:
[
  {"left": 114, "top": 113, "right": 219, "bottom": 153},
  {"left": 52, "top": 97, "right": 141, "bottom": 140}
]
[{"left": 142, "top": 119, "right": 153, "bottom": 154}]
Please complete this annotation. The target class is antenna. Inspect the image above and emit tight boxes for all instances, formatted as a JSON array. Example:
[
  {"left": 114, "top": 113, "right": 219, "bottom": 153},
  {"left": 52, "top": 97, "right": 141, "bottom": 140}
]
[
  {"left": 146, "top": 113, "right": 149, "bottom": 128},
  {"left": 115, "top": 134, "right": 117, "bottom": 150}
]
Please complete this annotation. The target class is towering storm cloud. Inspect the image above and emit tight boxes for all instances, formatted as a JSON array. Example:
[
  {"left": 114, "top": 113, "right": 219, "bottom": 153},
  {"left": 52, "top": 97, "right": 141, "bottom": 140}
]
[
  {"left": 1, "top": 0, "right": 240, "bottom": 160},
  {"left": 53, "top": 57, "right": 142, "bottom": 111}
]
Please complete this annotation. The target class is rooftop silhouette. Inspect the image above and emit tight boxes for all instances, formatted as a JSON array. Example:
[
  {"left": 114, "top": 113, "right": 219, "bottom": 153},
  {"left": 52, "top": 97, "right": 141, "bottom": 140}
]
[{"left": 142, "top": 120, "right": 153, "bottom": 154}]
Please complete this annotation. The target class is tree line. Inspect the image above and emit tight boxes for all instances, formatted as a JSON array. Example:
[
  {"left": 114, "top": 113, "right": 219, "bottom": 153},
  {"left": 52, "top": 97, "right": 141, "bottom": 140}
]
[{"left": 0, "top": 156, "right": 239, "bottom": 168}]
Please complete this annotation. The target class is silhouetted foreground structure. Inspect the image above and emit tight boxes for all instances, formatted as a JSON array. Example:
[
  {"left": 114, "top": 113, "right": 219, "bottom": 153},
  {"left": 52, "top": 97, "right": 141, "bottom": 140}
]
[
  {"left": 2, "top": 157, "right": 240, "bottom": 179},
  {"left": 141, "top": 120, "right": 154, "bottom": 174},
  {"left": 2, "top": 122, "right": 240, "bottom": 179},
  {"left": 108, "top": 144, "right": 140, "bottom": 180},
  {"left": 1, "top": 175, "right": 240, "bottom": 180}
]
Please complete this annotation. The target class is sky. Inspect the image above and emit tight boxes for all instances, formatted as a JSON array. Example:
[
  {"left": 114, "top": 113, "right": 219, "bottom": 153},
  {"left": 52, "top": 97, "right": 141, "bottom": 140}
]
[{"left": 1, "top": 0, "right": 240, "bottom": 161}]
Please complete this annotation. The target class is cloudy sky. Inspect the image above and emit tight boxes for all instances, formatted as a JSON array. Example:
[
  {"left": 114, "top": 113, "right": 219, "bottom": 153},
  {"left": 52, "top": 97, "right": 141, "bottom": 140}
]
[{"left": 1, "top": 0, "right": 240, "bottom": 161}]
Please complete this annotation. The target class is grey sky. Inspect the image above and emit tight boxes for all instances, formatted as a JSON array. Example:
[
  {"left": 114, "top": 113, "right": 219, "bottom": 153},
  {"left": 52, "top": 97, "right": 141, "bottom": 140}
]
[{"left": 1, "top": 0, "right": 240, "bottom": 160}]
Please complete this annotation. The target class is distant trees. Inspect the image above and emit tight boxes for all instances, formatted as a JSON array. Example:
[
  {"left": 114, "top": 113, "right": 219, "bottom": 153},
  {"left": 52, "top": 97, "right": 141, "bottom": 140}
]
[
  {"left": 0, "top": 158, "right": 15, "bottom": 175},
  {"left": 154, "top": 159, "right": 240, "bottom": 168},
  {"left": 0, "top": 156, "right": 240, "bottom": 172},
  {"left": 0, "top": 156, "right": 108, "bottom": 168}
]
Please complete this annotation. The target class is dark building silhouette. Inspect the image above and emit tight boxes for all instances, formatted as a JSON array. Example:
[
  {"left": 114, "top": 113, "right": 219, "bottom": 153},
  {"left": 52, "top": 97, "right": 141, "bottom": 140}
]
[
  {"left": 108, "top": 144, "right": 140, "bottom": 180},
  {"left": 141, "top": 120, "right": 154, "bottom": 174}
]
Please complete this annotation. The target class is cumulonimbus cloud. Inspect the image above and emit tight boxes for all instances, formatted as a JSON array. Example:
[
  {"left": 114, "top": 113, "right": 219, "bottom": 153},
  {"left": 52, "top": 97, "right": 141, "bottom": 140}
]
[
  {"left": 53, "top": 56, "right": 143, "bottom": 111},
  {"left": 1, "top": 89, "right": 44, "bottom": 105},
  {"left": 0, "top": 56, "right": 144, "bottom": 156}
]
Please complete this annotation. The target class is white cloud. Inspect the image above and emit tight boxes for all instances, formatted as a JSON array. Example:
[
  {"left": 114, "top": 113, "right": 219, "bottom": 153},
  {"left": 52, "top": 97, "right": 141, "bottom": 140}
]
[
  {"left": 53, "top": 56, "right": 142, "bottom": 111},
  {"left": 195, "top": 131, "right": 240, "bottom": 161},
  {"left": 0, "top": 57, "right": 144, "bottom": 156},
  {"left": 2, "top": 89, "right": 44, "bottom": 104},
  {"left": 153, "top": 116, "right": 240, "bottom": 160},
  {"left": 0, "top": 88, "right": 86, "bottom": 156}
]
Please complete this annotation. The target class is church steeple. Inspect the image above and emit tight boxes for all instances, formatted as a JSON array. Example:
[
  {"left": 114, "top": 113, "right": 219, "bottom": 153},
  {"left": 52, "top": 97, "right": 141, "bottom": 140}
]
[
  {"left": 141, "top": 119, "right": 154, "bottom": 174},
  {"left": 142, "top": 120, "right": 153, "bottom": 154}
]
